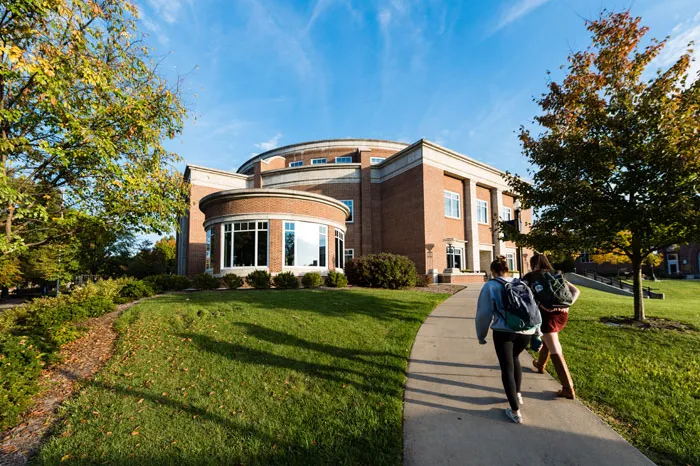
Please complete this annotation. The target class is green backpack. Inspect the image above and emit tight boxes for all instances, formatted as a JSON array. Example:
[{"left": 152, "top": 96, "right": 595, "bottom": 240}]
[{"left": 531, "top": 272, "right": 573, "bottom": 309}]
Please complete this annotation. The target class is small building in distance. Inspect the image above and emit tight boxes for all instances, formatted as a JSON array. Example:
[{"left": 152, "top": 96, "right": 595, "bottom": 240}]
[{"left": 177, "top": 138, "right": 533, "bottom": 284}]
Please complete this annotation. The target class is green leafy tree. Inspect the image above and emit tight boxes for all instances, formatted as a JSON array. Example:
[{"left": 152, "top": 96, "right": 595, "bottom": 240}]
[
  {"left": 22, "top": 243, "right": 79, "bottom": 288},
  {"left": 507, "top": 11, "right": 700, "bottom": 320},
  {"left": 0, "top": 0, "right": 188, "bottom": 255},
  {"left": 153, "top": 236, "right": 176, "bottom": 274}
]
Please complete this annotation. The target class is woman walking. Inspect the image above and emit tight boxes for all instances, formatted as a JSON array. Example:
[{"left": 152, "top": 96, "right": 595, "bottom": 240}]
[
  {"left": 476, "top": 256, "right": 539, "bottom": 424},
  {"left": 524, "top": 253, "right": 580, "bottom": 399}
]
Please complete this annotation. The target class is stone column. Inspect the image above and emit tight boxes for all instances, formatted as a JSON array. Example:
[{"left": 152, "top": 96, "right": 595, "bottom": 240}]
[
  {"left": 463, "top": 179, "right": 480, "bottom": 272},
  {"left": 491, "top": 188, "right": 505, "bottom": 257}
]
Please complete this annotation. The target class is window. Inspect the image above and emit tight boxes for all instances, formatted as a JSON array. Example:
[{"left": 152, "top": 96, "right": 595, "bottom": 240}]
[
  {"left": 578, "top": 250, "right": 593, "bottom": 263},
  {"left": 283, "top": 221, "right": 327, "bottom": 267},
  {"left": 222, "top": 221, "right": 268, "bottom": 268},
  {"left": 289, "top": 161, "right": 303, "bottom": 167},
  {"left": 506, "top": 253, "right": 516, "bottom": 271},
  {"left": 341, "top": 200, "right": 354, "bottom": 223},
  {"left": 205, "top": 228, "right": 212, "bottom": 270},
  {"left": 345, "top": 249, "right": 354, "bottom": 264},
  {"left": 446, "top": 247, "right": 463, "bottom": 270},
  {"left": 501, "top": 207, "right": 513, "bottom": 221},
  {"left": 477, "top": 200, "right": 489, "bottom": 224},
  {"left": 370, "top": 157, "right": 385, "bottom": 165},
  {"left": 444, "top": 191, "right": 461, "bottom": 219},
  {"left": 335, "top": 156, "right": 353, "bottom": 163},
  {"left": 335, "top": 230, "right": 345, "bottom": 269},
  {"left": 311, "top": 158, "right": 326, "bottom": 165}
]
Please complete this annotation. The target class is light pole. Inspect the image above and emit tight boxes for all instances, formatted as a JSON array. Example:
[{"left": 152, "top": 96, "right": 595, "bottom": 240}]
[{"left": 513, "top": 198, "right": 523, "bottom": 277}]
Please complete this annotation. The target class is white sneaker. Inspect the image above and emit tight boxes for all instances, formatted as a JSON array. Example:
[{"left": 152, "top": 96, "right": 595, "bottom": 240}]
[
  {"left": 505, "top": 407, "right": 522, "bottom": 424},
  {"left": 516, "top": 393, "right": 524, "bottom": 406}
]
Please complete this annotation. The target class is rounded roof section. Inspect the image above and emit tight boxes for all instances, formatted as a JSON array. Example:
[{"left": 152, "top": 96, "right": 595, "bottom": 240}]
[
  {"left": 236, "top": 138, "right": 409, "bottom": 174},
  {"left": 199, "top": 188, "right": 351, "bottom": 217}
]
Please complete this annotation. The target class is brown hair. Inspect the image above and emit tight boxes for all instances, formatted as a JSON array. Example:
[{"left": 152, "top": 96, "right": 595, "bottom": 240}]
[
  {"left": 530, "top": 252, "right": 553, "bottom": 272},
  {"left": 490, "top": 255, "right": 509, "bottom": 276}
]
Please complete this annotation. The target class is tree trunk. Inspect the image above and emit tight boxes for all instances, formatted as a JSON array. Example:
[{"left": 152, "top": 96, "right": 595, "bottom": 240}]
[{"left": 632, "top": 257, "right": 645, "bottom": 321}]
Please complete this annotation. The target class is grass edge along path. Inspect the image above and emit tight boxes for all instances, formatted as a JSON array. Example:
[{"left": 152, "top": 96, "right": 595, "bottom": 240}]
[
  {"left": 33, "top": 288, "right": 449, "bottom": 465},
  {"left": 551, "top": 282, "right": 700, "bottom": 466}
]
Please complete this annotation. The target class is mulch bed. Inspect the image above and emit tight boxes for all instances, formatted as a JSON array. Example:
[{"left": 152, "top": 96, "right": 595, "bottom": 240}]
[
  {"left": 0, "top": 300, "right": 139, "bottom": 466},
  {"left": 410, "top": 284, "right": 467, "bottom": 294},
  {"left": 600, "top": 316, "right": 698, "bottom": 332}
]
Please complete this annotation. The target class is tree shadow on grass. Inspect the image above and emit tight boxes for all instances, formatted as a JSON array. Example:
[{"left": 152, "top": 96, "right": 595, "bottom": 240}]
[{"left": 180, "top": 332, "right": 404, "bottom": 397}]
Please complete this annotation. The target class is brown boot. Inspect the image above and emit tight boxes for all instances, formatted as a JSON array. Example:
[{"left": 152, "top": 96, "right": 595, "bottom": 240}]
[
  {"left": 532, "top": 343, "right": 550, "bottom": 374},
  {"left": 550, "top": 354, "right": 576, "bottom": 399}
]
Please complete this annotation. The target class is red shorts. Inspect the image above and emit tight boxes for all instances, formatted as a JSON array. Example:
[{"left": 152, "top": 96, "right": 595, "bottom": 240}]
[{"left": 541, "top": 309, "right": 569, "bottom": 334}]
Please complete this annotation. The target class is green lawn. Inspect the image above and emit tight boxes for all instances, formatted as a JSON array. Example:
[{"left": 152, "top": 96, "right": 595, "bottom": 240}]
[
  {"left": 558, "top": 280, "right": 700, "bottom": 466},
  {"left": 34, "top": 289, "right": 448, "bottom": 465}
]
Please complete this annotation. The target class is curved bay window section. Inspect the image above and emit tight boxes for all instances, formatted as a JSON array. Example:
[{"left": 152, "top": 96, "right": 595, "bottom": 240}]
[
  {"left": 222, "top": 221, "right": 269, "bottom": 268},
  {"left": 284, "top": 221, "right": 328, "bottom": 268},
  {"left": 335, "top": 230, "right": 345, "bottom": 269}
]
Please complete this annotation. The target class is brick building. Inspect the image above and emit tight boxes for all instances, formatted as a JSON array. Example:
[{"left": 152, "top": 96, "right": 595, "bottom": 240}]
[{"left": 177, "top": 138, "right": 532, "bottom": 284}]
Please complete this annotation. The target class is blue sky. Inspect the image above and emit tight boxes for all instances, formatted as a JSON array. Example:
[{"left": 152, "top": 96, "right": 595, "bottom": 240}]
[{"left": 135, "top": 0, "right": 699, "bottom": 241}]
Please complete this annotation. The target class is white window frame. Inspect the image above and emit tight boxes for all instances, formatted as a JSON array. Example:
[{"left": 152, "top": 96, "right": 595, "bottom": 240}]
[
  {"left": 205, "top": 227, "right": 212, "bottom": 271},
  {"left": 477, "top": 200, "right": 489, "bottom": 224},
  {"left": 578, "top": 250, "right": 594, "bottom": 264},
  {"left": 446, "top": 246, "right": 464, "bottom": 270},
  {"left": 444, "top": 190, "right": 461, "bottom": 219},
  {"left": 340, "top": 200, "right": 354, "bottom": 223},
  {"left": 311, "top": 158, "right": 327, "bottom": 165},
  {"left": 335, "top": 156, "right": 353, "bottom": 163},
  {"left": 506, "top": 252, "right": 516, "bottom": 271},
  {"left": 501, "top": 206, "right": 513, "bottom": 221},
  {"left": 289, "top": 161, "right": 303, "bottom": 167},
  {"left": 222, "top": 221, "right": 269, "bottom": 269},
  {"left": 370, "top": 157, "right": 385, "bottom": 165},
  {"left": 345, "top": 249, "right": 354, "bottom": 263},
  {"left": 335, "top": 230, "right": 345, "bottom": 269},
  {"left": 282, "top": 221, "right": 328, "bottom": 268}
]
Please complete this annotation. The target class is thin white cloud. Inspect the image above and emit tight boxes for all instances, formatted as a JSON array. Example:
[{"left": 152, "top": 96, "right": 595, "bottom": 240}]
[
  {"left": 654, "top": 13, "right": 700, "bottom": 83},
  {"left": 378, "top": 9, "right": 392, "bottom": 31},
  {"left": 493, "top": 0, "right": 551, "bottom": 33},
  {"left": 137, "top": 6, "right": 169, "bottom": 45},
  {"left": 147, "top": 0, "right": 185, "bottom": 24},
  {"left": 305, "top": 0, "right": 361, "bottom": 33},
  {"left": 254, "top": 133, "right": 283, "bottom": 151}
]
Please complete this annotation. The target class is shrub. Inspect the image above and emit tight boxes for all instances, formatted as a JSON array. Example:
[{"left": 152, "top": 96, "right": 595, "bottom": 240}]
[
  {"left": 222, "top": 273, "right": 244, "bottom": 290},
  {"left": 345, "top": 257, "right": 372, "bottom": 287},
  {"left": 0, "top": 334, "right": 43, "bottom": 430},
  {"left": 415, "top": 274, "right": 431, "bottom": 287},
  {"left": 246, "top": 270, "right": 272, "bottom": 289},
  {"left": 143, "top": 274, "right": 191, "bottom": 292},
  {"left": 302, "top": 272, "right": 322, "bottom": 288},
  {"left": 118, "top": 280, "right": 154, "bottom": 301},
  {"left": 346, "top": 253, "right": 417, "bottom": 289},
  {"left": 325, "top": 271, "right": 348, "bottom": 288},
  {"left": 192, "top": 273, "right": 221, "bottom": 290},
  {"left": 273, "top": 272, "right": 299, "bottom": 289}
]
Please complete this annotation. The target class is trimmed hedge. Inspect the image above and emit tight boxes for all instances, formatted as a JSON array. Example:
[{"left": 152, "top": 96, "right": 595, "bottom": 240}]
[
  {"left": 273, "top": 272, "right": 299, "bottom": 289},
  {"left": 0, "top": 334, "right": 43, "bottom": 430},
  {"left": 193, "top": 273, "right": 221, "bottom": 290},
  {"left": 325, "top": 271, "right": 348, "bottom": 288},
  {"left": 345, "top": 253, "right": 417, "bottom": 289},
  {"left": 143, "top": 274, "right": 191, "bottom": 293},
  {"left": 118, "top": 281, "right": 154, "bottom": 301},
  {"left": 246, "top": 270, "right": 272, "bottom": 289},
  {"left": 222, "top": 273, "right": 244, "bottom": 290},
  {"left": 302, "top": 272, "right": 322, "bottom": 288}
]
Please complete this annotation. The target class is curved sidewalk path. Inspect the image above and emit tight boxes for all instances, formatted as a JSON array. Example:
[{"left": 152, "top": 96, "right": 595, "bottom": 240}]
[{"left": 403, "top": 285, "right": 654, "bottom": 466}]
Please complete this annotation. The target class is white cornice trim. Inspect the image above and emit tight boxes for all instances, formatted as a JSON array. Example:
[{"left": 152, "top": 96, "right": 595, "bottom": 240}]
[
  {"left": 186, "top": 164, "right": 249, "bottom": 180},
  {"left": 199, "top": 188, "right": 351, "bottom": 217}
]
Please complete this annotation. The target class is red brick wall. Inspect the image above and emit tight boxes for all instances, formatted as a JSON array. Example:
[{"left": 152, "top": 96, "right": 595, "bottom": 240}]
[
  {"left": 422, "top": 165, "right": 446, "bottom": 271},
  {"left": 476, "top": 186, "right": 492, "bottom": 245},
  {"left": 380, "top": 164, "right": 426, "bottom": 272},
  {"left": 443, "top": 175, "right": 465, "bottom": 242},
  {"left": 269, "top": 220, "right": 283, "bottom": 273},
  {"left": 187, "top": 185, "right": 225, "bottom": 277},
  {"left": 203, "top": 196, "right": 347, "bottom": 226}
]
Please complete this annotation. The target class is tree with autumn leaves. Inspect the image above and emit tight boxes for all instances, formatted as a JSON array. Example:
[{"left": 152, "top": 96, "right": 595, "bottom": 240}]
[
  {"left": 507, "top": 11, "right": 700, "bottom": 321},
  {"left": 0, "top": 0, "right": 188, "bottom": 261}
]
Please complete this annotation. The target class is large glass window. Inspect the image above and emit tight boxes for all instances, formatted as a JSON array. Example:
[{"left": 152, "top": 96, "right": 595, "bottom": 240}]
[
  {"left": 311, "top": 158, "right": 326, "bottom": 165},
  {"left": 222, "top": 221, "right": 268, "bottom": 268},
  {"left": 501, "top": 206, "right": 513, "bottom": 221},
  {"left": 444, "top": 191, "right": 460, "bottom": 219},
  {"left": 370, "top": 157, "right": 385, "bottom": 165},
  {"left": 289, "top": 161, "right": 303, "bottom": 167},
  {"left": 447, "top": 247, "right": 463, "bottom": 269},
  {"left": 335, "top": 230, "right": 345, "bottom": 269},
  {"left": 345, "top": 249, "right": 354, "bottom": 264},
  {"left": 477, "top": 200, "right": 489, "bottom": 224},
  {"left": 506, "top": 253, "right": 516, "bottom": 271},
  {"left": 335, "top": 156, "right": 353, "bottom": 163},
  {"left": 284, "top": 221, "right": 327, "bottom": 267},
  {"left": 205, "top": 228, "right": 212, "bottom": 270},
  {"left": 341, "top": 200, "right": 354, "bottom": 223}
]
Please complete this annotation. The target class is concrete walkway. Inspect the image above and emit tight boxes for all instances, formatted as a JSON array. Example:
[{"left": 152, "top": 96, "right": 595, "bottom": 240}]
[{"left": 403, "top": 285, "right": 654, "bottom": 466}]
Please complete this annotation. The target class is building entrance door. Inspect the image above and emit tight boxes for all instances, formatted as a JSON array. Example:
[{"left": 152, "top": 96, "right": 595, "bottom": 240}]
[{"left": 667, "top": 254, "right": 679, "bottom": 275}]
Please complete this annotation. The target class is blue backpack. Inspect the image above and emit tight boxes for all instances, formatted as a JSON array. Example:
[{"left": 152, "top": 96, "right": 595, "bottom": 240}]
[{"left": 494, "top": 277, "right": 541, "bottom": 331}]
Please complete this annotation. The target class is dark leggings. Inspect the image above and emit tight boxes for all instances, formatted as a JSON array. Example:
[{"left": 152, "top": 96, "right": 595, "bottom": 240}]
[{"left": 493, "top": 330, "right": 531, "bottom": 411}]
